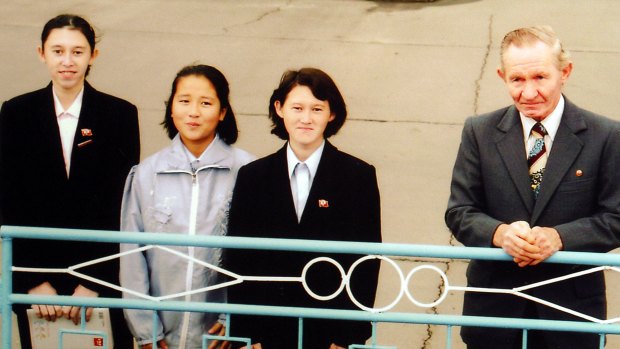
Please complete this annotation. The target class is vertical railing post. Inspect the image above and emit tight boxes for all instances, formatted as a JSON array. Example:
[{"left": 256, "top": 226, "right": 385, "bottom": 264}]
[
  {"left": 1, "top": 236, "right": 13, "bottom": 349},
  {"left": 152, "top": 310, "right": 158, "bottom": 347},
  {"left": 297, "top": 317, "right": 303, "bottom": 349},
  {"left": 445, "top": 324, "right": 452, "bottom": 349},
  {"left": 225, "top": 313, "right": 231, "bottom": 336},
  {"left": 371, "top": 321, "right": 378, "bottom": 347}
]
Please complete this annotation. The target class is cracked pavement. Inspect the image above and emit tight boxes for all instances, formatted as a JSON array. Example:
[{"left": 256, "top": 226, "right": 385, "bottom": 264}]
[{"left": 2, "top": 1, "right": 620, "bottom": 348}]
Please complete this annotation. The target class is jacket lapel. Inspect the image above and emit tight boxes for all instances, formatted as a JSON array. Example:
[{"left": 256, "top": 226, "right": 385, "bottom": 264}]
[
  {"left": 531, "top": 100, "right": 586, "bottom": 223},
  {"left": 273, "top": 145, "right": 300, "bottom": 228},
  {"left": 300, "top": 141, "right": 336, "bottom": 225},
  {"left": 495, "top": 107, "right": 535, "bottom": 214},
  {"left": 70, "top": 82, "right": 98, "bottom": 180},
  {"left": 38, "top": 84, "right": 68, "bottom": 181}
]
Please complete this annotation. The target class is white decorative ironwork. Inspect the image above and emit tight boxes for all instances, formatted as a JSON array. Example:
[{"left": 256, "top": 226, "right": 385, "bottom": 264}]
[{"left": 12, "top": 245, "right": 620, "bottom": 325}]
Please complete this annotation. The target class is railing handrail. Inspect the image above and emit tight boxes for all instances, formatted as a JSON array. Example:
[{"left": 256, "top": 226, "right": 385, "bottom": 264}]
[
  {"left": 3, "top": 225, "right": 620, "bottom": 266},
  {"left": 6, "top": 294, "right": 620, "bottom": 335},
  {"left": 3, "top": 225, "right": 620, "bottom": 349}
]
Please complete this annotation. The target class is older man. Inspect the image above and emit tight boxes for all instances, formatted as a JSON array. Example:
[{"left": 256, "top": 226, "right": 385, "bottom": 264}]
[{"left": 445, "top": 26, "right": 620, "bottom": 349}]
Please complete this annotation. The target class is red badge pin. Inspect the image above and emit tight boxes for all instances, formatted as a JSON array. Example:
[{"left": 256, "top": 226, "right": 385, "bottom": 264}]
[
  {"left": 81, "top": 128, "right": 93, "bottom": 136},
  {"left": 318, "top": 199, "right": 329, "bottom": 208}
]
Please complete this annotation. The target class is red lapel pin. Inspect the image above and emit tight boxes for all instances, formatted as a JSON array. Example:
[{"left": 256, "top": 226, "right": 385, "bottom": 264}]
[
  {"left": 81, "top": 128, "right": 93, "bottom": 136},
  {"left": 318, "top": 199, "right": 329, "bottom": 208}
]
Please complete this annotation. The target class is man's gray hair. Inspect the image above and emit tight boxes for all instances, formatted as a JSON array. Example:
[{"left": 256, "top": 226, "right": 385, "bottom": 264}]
[{"left": 499, "top": 25, "right": 571, "bottom": 72}]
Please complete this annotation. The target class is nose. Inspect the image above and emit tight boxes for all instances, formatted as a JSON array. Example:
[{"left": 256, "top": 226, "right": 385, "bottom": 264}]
[
  {"left": 189, "top": 102, "right": 200, "bottom": 117},
  {"left": 521, "top": 81, "right": 538, "bottom": 100},
  {"left": 61, "top": 52, "right": 73, "bottom": 66},
  {"left": 300, "top": 110, "right": 311, "bottom": 123}
]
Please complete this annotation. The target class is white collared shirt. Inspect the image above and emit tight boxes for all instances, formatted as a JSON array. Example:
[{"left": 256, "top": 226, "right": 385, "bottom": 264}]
[
  {"left": 287, "top": 141, "right": 325, "bottom": 220},
  {"left": 53, "top": 87, "right": 84, "bottom": 177},
  {"left": 520, "top": 95, "right": 564, "bottom": 157}
]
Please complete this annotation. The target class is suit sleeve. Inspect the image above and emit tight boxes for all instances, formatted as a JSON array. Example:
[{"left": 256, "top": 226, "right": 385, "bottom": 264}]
[
  {"left": 0, "top": 101, "right": 10, "bottom": 226},
  {"left": 0, "top": 100, "right": 50, "bottom": 292},
  {"left": 333, "top": 163, "right": 382, "bottom": 346},
  {"left": 554, "top": 125, "right": 620, "bottom": 252},
  {"left": 226, "top": 165, "right": 257, "bottom": 239},
  {"left": 355, "top": 164, "right": 382, "bottom": 244},
  {"left": 224, "top": 165, "right": 268, "bottom": 347},
  {"left": 120, "top": 103, "right": 140, "bottom": 168},
  {"left": 106, "top": 101, "right": 140, "bottom": 229},
  {"left": 0, "top": 100, "right": 17, "bottom": 226},
  {"left": 0, "top": 101, "right": 5, "bottom": 226},
  {"left": 445, "top": 117, "right": 503, "bottom": 247}
]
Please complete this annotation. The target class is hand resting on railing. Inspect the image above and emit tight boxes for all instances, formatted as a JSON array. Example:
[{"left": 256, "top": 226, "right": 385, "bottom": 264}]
[
  {"left": 492, "top": 220, "right": 563, "bottom": 267},
  {"left": 28, "top": 281, "right": 98, "bottom": 325}
]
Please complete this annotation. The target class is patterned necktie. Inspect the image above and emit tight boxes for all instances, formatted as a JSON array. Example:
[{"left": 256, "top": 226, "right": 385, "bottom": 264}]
[{"left": 528, "top": 122, "right": 548, "bottom": 198}]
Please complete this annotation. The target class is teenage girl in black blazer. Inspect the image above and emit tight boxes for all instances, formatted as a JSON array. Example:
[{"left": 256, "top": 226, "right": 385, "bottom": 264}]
[
  {"left": 226, "top": 68, "right": 382, "bottom": 349},
  {"left": 0, "top": 14, "right": 139, "bottom": 349}
]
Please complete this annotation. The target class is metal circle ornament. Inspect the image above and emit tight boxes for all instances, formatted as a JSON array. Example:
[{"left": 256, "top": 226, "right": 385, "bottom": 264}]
[
  {"left": 346, "top": 255, "right": 406, "bottom": 313},
  {"left": 301, "top": 256, "right": 347, "bottom": 301},
  {"left": 404, "top": 264, "right": 449, "bottom": 308}
]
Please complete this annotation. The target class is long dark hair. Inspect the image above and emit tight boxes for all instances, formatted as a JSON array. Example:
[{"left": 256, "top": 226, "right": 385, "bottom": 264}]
[{"left": 161, "top": 64, "right": 239, "bottom": 144}]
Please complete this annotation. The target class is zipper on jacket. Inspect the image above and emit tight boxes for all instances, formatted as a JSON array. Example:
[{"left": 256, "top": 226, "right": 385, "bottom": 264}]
[
  {"left": 162, "top": 165, "right": 226, "bottom": 349},
  {"left": 178, "top": 171, "right": 198, "bottom": 349}
]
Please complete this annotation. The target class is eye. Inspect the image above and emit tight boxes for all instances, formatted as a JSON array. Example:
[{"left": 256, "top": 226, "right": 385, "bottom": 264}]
[
  {"left": 52, "top": 49, "right": 62, "bottom": 55},
  {"left": 73, "top": 50, "right": 84, "bottom": 56},
  {"left": 201, "top": 101, "right": 212, "bottom": 107},
  {"left": 292, "top": 106, "right": 302, "bottom": 111},
  {"left": 312, "top": 107, "right": 324, "bottom": 112},
  {"left": 178, "top": 99, "right": 189, "bottom": 104}
]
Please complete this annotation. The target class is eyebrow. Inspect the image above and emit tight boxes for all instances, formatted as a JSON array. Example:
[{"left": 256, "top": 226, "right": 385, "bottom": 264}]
[
  {"left": 176, "top": 94, "right": 216, "bottom": 100},
  {"left": 289, "top": 100, "right": 327, "bottom": 105},
  {"left": 48, "top": 44, "right": 87, "bottom": 50}
]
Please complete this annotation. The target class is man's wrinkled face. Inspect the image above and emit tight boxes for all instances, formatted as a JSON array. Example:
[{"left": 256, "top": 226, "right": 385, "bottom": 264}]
[{"left": 498, "top": 41, "right": 572, "bottom": 121}]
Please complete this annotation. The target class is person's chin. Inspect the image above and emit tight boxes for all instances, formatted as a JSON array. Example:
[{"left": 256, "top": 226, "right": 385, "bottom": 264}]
[
  {"left": 56, "top": 79, "right": 81, "bottom": 89},
  {"left": 519, "top": 108, "right": 545, "bottom": 120}
]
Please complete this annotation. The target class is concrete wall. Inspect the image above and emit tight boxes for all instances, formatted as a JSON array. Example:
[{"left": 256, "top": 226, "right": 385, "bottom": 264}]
[{"left": 1, "top": 1, "right": 619, "bottom": 348}]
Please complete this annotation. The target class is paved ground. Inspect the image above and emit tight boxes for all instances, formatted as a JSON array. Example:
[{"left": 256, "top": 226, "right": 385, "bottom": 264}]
[{"left": 1, "top": 0, "right": 620, "bottom": 348}]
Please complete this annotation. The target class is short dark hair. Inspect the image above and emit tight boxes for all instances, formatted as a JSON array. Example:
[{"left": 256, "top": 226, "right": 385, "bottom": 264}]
[
  {"left": 161, "top": 64, "right": 238, "bottom": 144},
  {"left": 269, "top": 68, "right": 347, "bottom": 140},
  {"left": 41, "top": 14, "right": 98, "bottom": 76}
]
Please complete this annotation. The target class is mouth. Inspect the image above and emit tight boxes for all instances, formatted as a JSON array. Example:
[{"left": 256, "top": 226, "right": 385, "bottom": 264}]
[
  {"left": 186, "top": 122, "right": 200, "bottom": 127},
  {"left": 58, "top": 70, "right": 77, "bottom": 78},
  {"left": 520, "top": 103, "right": 543, "bottom": 109}
]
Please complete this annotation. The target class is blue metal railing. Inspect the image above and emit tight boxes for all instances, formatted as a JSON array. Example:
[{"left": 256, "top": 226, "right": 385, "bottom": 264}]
[{"left": 2, "top": 225, "right": 620, "bottom": 349}]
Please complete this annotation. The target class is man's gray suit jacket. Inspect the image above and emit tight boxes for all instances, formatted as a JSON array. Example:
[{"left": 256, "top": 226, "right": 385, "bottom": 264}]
[{"left": 445, "top": 98, "right": 620, "bottom": 348}]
